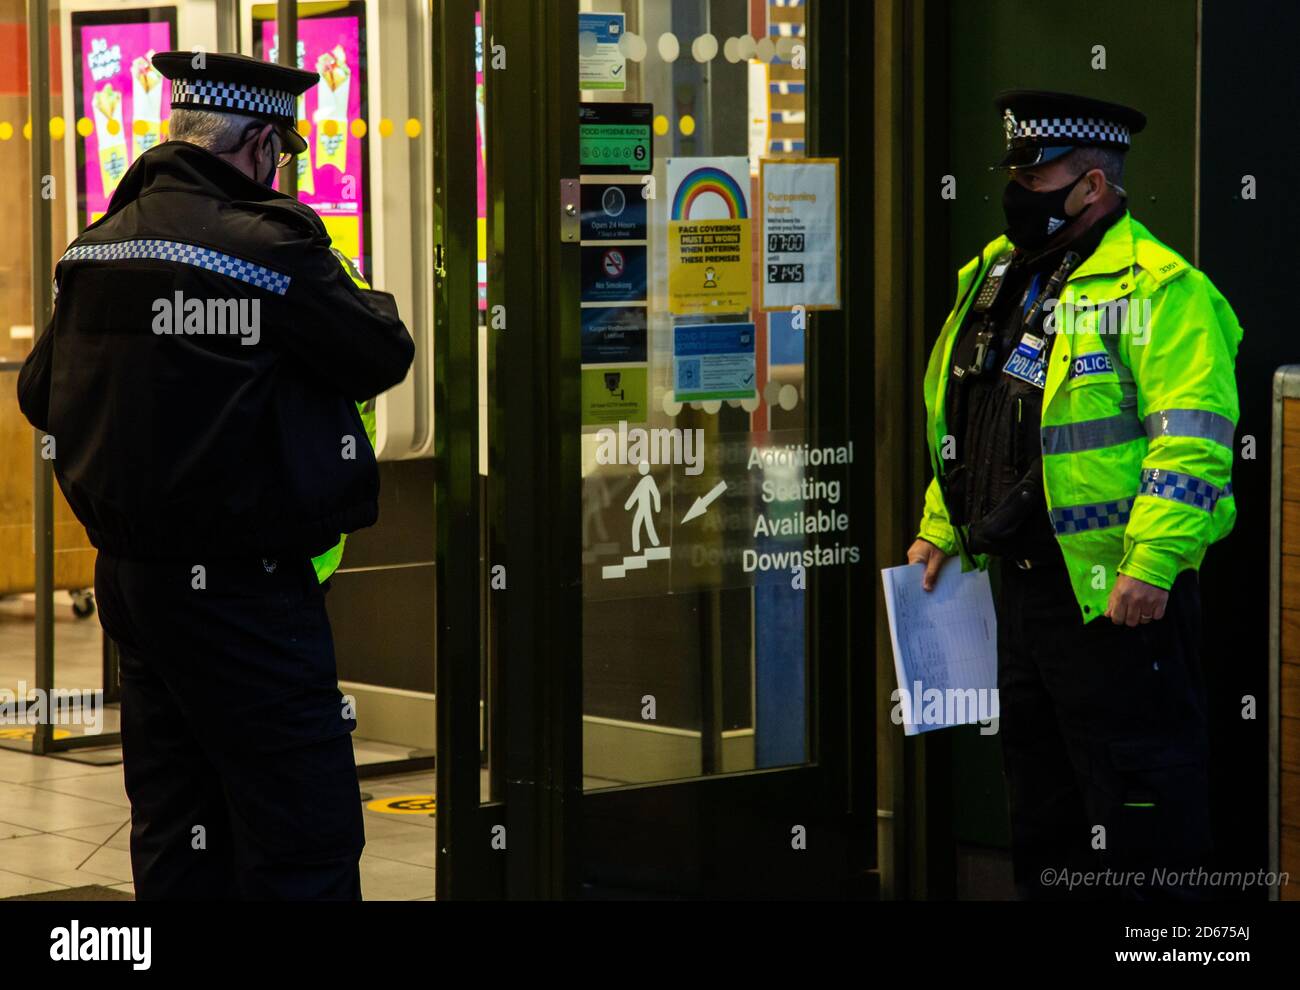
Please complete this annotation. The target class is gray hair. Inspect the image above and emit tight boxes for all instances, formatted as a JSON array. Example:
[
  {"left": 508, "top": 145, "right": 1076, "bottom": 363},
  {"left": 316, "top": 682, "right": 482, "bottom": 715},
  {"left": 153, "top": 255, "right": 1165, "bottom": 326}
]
[
  {"left": 1069, "top": 145, "right": 1126, "bottom": 184},
  {"left": 167, "top": 108, "right": 263, "bottom": 152}
]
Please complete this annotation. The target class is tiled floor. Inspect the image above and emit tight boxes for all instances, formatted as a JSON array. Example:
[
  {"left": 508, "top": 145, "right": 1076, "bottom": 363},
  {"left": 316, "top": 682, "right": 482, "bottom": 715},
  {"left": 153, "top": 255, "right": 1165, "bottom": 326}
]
[
  {"left": 0, "top": 594, "right": 446, "bottom": 899},
  {"left": 0, "top": 737, "right": 444, "bottom": 900},
  {"left": 0, "top": 596, "right": 635, "bottom": 900}
]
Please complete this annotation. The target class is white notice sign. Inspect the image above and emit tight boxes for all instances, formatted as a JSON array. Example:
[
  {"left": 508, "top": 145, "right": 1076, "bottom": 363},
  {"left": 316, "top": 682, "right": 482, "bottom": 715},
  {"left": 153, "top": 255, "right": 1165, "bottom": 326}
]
[
  {"left": 759, "top": 158, "right": 841, "bottom": 311},
  {"left": 578, "top": 12, "right": 627, "bottom": 92},
  {"left": 880, "top": 559, "right": 999, "bottom": 736}
]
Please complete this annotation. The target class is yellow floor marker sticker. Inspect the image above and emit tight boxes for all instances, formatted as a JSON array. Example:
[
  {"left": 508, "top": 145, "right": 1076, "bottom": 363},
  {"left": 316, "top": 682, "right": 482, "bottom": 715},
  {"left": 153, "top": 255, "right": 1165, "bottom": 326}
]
[
  {"left": 0, "top": 728, "right": 73, "bottom": 741},
  {"left": 366, "top": 794, "right": 436, "bottom": 815}
]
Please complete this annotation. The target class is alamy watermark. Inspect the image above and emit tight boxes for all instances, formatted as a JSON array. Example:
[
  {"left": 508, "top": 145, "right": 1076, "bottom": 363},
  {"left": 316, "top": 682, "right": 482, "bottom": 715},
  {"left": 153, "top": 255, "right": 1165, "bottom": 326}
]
[
  {"left": 0, "top": 681, "right": 104, "bottom": 735},
  {"left": 594, "top": 420, "right": 705, "bottom": 476},
  {"left": 152, "top": 290, "right": 260, "bottom": 346},
  {"left": 891, "top": 682, "right": 999, "bottom": 735},
  {"left": 1042, "top": 296, "right": 1151, "bottom": 345},
  {"left": 50, "top": 921, "right": 150, "bottom": 970}
]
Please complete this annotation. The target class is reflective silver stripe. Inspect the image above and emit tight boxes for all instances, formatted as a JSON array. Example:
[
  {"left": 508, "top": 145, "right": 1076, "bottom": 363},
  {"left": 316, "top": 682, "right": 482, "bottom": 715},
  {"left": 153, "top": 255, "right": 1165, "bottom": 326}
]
[
  {"left": 1041, "top": 414, "right": 1145, "bottom": 455},
  {"left": 1137, "top": 468, "right": 1224, "bottom": 512},
  {"left": 1142, "top": 409, "right": 1235, "bottom": 448},
  {"left": 1052, "top": 497, "right": 1135, "bottom": 535}
]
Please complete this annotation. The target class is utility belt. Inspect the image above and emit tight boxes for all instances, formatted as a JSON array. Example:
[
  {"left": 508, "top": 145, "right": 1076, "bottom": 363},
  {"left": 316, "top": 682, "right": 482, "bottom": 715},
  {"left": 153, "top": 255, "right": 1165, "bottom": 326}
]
[
  {"left": 1003, "top": 551, "right": 1067, "bottom": 572},
  {"left": 96, "top": 552, "right": 319, "bottom": 596}
]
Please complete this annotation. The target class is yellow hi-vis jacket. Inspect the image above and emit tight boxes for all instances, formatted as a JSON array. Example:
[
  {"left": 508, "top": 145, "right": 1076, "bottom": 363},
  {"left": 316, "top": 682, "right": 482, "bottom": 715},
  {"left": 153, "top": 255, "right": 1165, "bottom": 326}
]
[
  {"left": 311, "top": 248, "right": 380, "bottom": 583},
  {"left": 918, "top": 211, "right": 1243, "bottom": 622}
]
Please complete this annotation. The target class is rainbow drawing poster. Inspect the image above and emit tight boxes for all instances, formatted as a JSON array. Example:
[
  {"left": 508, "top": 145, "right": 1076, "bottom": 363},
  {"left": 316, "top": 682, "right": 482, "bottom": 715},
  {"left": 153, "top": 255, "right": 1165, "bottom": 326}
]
[{"left": 665, "top": 157, "right": 753, "bottom": 316}]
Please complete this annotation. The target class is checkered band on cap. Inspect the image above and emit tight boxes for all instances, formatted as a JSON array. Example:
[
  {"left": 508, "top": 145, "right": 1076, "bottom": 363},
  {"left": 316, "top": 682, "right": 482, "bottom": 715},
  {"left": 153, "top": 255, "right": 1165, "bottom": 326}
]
[
  {"left": 1012, "top": 116, "right": 1130, "bottom": 147},
  {"left": 171, "top": 78, "right": 295, "bottom": 121}
]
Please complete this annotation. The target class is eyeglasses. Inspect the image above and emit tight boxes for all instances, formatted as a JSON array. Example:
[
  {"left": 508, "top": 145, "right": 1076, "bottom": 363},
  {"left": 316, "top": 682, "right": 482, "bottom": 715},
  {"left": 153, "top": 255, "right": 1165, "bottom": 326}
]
[
  {"left": 234, "top": 125, "right": 292, "bottom": 169},
  {"left": 266, "top": 133, "right": 292, "bottom": 170}
]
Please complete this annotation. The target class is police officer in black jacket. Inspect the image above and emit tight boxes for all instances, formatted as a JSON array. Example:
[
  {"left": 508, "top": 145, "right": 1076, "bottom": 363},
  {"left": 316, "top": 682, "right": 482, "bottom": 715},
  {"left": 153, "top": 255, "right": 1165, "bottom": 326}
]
[{"left": 16, "top": 53, "right": 414, "bottom": 900}]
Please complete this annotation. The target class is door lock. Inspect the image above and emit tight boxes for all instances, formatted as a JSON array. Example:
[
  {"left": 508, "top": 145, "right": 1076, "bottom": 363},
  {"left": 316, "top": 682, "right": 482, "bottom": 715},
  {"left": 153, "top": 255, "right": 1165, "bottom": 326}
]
[{"left": 560, "top": 178, "right": 580, "bottom": 242}]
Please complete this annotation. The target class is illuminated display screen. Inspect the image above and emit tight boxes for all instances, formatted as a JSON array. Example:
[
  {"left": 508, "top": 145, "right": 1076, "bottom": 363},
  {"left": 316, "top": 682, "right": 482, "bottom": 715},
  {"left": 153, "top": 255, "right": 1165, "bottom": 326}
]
[
  {"left": 255, "top": 2, "right": 371, "bottom": 278},
  {"left": 73, "top": 9, "right": 176, "bottom": 227}
]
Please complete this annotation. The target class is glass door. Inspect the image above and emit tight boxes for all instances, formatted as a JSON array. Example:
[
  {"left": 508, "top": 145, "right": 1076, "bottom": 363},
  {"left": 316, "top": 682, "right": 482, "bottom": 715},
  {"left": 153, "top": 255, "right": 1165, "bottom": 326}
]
[
  {"left": 572, "top": 0, "right": 860, "bottom": 898},
  {"left": 469, "top": 0, "right": 871, "bottom": 898}
]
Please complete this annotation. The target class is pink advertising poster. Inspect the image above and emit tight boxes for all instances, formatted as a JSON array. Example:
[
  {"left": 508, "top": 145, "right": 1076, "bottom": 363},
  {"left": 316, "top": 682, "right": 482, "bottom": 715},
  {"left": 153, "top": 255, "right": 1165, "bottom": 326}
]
[
  {"left": 75, "top": 16, "right": 174, "bottom": 226},
  {"left": 261, "top": 11, "right": 368, "bottom": 276}
]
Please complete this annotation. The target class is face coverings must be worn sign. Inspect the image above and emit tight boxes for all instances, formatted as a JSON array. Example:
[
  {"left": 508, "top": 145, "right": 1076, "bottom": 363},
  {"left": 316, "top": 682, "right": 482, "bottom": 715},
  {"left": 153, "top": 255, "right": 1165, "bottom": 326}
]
[{"left": 666, "top": 157, "right": 753, "bottom": 317}]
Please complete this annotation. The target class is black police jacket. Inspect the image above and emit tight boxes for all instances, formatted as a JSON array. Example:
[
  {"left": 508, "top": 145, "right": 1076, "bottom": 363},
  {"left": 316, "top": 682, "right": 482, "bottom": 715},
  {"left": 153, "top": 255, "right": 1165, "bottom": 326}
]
[{"left": 16, "top": 140, "right": 415, "bottom": 562}]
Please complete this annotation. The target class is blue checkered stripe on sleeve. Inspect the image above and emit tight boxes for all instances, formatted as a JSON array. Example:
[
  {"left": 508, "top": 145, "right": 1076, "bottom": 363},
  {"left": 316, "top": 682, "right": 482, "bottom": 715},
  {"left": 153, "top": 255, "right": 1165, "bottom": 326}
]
[
  {"left": 1051, "top": 470, "right": 1234, "bottom": 535},
  {"left": 1051, "top": 497, "right": 1135, "bottom": 535},
  {"left": 60, "top": 239, "right": 291, "bottom": 295},
  {"left": 1137, "top": 468, "right": 1228, "bottom": 512}
]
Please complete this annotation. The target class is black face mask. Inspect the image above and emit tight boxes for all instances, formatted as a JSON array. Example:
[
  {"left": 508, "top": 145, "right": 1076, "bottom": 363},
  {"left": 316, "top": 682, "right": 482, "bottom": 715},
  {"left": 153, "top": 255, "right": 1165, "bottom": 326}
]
[
  {"left": 1001, "top": 172, "right": 1087, "bottom": 250},
  {"left": 259, "top": 142, "right": 279, "bottom": 188}
]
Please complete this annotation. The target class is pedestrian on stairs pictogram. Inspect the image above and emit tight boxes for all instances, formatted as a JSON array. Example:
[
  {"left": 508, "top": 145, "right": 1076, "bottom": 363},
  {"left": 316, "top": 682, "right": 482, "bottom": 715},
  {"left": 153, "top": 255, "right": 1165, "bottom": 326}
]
[{"left": 602, "top": 461, "right": 671, "bottom": 579}]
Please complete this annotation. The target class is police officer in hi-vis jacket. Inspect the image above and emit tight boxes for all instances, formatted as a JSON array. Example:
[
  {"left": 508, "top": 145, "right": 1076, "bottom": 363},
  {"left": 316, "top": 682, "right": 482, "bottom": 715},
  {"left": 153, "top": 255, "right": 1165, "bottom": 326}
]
[
  {"left": 907, "top": 91, "right": 1241, "bottom": 899},
  {"left": 17, "top": 52, "right": 414, "bottom": 899}
]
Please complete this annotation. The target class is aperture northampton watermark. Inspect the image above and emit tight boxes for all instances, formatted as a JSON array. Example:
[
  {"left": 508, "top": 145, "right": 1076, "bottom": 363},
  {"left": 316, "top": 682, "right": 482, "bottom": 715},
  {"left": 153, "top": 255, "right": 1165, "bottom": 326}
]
[
  {"left": 0, "top": 681, "right": 104, "bottom": 735},
  {"left": 1041, "top": 866, "right": 1288, "bottom": 893},
  {"left": 152, "top": 290, "right": 260, "bottom": 345}
]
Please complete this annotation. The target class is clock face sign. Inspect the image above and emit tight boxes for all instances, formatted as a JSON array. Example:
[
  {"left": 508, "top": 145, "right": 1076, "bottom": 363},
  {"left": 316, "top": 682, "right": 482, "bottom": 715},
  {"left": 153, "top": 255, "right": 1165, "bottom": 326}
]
[
  {"left": 602, "top": 185, "right": 626, "bottom": 218},
  {"left": 580, "top": 182, "right": 647, "bottom": 241}
]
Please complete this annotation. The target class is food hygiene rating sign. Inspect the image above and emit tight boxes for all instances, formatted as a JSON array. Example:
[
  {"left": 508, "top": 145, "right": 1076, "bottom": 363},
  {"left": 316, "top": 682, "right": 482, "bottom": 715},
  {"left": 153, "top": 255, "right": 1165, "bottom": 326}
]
[{"left": 666, "top": 157, "right": 752, "bottom": 316}]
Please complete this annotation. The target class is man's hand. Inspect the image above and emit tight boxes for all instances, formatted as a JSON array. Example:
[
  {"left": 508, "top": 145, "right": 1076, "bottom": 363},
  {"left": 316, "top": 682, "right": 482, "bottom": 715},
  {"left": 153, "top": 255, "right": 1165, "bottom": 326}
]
[
  {"left": 1105, "top": 574, "right": 1170, "bottom": 626},
  {"left": 906, "top": 538, "right": 949, "bottom": 592}
]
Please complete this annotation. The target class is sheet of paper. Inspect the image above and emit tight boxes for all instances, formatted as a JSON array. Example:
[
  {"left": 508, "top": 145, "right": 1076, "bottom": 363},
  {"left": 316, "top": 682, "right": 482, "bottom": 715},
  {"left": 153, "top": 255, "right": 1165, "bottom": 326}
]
[{"left": 880, "top": 559, "right": 999, "bottom": 735}]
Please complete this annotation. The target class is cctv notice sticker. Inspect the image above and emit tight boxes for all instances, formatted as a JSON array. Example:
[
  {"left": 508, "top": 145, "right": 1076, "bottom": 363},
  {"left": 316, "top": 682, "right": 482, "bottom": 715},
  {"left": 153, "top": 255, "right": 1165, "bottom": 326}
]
[
  {"left": 760, "top": 158, "right": 841, "bottom": 311},
  {"left": 582, "top": 366, "right": 647, "bottom": 426},
  {"left": 666, "top": 157, "right": 753, "bottom": 316}
]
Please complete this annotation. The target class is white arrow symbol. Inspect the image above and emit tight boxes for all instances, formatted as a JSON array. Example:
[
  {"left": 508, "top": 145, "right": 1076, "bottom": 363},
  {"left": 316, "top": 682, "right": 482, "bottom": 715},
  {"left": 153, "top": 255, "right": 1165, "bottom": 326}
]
[{"left": 681, "top": 481, "right": 727, "bottom": 524}]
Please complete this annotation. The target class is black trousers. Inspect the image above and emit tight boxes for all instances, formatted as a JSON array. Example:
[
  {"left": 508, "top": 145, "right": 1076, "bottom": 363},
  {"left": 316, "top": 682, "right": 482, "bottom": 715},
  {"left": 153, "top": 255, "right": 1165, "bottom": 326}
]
[
  {"left": 94, "top": 552, "right": 365, "bottom": 900},
  {"left": 996, "top": 560, "right": 1211, "bottom": 900}
]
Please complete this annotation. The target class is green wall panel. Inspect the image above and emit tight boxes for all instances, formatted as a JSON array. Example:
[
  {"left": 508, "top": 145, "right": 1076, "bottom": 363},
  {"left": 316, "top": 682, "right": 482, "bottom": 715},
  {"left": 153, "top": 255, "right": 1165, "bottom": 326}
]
[{"left": 945, "top": 1, "right": 1198, "bottom": 278}]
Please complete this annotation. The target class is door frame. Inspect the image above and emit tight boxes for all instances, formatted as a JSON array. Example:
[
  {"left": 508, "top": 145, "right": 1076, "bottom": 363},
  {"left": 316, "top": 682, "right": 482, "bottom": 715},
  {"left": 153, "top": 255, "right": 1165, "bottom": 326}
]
[
  {"left": 432, "top": 0, "right": 496, "bottom": 899},
  {"left": 435, "top": 0, "right": 585, "bottom": 900}
]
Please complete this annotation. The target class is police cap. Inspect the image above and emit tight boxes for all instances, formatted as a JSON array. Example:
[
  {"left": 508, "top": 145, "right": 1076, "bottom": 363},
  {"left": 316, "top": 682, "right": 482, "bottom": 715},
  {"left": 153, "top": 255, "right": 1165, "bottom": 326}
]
[
  {"left": 151, "top": 51, "right": 317, "bottom": 155},
  {"left": 992, "top": 89, "right": 1146, "bottom": 170}
]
